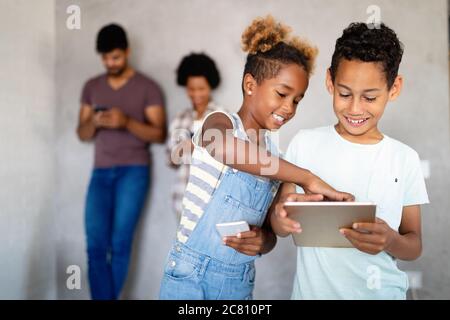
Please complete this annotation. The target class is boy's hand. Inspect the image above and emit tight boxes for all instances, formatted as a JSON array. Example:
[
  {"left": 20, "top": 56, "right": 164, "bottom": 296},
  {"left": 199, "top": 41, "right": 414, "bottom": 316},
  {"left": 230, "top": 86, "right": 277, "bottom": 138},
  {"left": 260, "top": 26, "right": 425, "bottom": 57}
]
[
  {"left": 272, "top": 193, "right": 324, "bottom": 236},
  {"left": 223, "top": 226, "right": 267, "bottom": 256},
  {"left": 340, "top": 218, "right": 396, "bottom": 255},
  {"left": 304, "top": 174, "right": 354, "bottom": 202}
]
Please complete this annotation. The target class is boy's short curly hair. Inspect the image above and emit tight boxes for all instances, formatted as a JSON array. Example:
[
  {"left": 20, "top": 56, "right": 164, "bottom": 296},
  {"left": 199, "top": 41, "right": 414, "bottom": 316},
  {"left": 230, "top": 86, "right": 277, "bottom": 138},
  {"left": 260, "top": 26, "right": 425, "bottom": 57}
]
[
  {"left": 176, "top": 53, "right": 221, "bottom": 89},
  {"left": 96, "top": 24, "right": 128, "bottom": 53},
  {"left": 329, "top": 22, "right": 404, "bottom": 89},
  {"left": 241, "top": 15, "right": 318, "bottom": 86}
]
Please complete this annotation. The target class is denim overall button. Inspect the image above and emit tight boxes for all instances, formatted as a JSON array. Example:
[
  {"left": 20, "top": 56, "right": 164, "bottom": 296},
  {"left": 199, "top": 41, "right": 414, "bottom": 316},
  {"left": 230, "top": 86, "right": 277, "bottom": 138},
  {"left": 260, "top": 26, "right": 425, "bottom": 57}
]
[{"left": 170, "top": 260, "right": 176, "bottom": 268}]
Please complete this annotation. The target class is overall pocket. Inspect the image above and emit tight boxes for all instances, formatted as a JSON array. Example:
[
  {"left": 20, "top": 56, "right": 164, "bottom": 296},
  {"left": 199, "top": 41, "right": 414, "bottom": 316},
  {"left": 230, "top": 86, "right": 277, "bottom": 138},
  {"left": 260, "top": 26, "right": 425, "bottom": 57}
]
[
  {"left": 163, "top": 254, "right": 198, "bottom": 281},
  {"left": 220, "top": 194, "right": 266, "bottom": 227}
]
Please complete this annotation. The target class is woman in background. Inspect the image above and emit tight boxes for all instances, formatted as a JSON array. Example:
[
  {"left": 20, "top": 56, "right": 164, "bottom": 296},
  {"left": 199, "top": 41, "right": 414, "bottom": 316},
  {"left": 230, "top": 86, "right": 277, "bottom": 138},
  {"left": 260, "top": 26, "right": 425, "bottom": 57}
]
[{"left": 166, "top": 53, "right": 225, "bottom": 222}]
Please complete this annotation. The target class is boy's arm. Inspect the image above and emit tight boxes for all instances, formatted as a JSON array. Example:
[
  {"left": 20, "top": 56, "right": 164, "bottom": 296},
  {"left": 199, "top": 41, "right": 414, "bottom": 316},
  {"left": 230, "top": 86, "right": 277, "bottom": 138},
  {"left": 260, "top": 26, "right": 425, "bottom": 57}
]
[
  {"left": 386, "top": 205, "right": 422, "bottom": 260},
  {"left": 201, "top": 113, "right": 353, "bottom": 201},
  {"left": 341, "top": 205, "right": 422, "bottom": 260}
]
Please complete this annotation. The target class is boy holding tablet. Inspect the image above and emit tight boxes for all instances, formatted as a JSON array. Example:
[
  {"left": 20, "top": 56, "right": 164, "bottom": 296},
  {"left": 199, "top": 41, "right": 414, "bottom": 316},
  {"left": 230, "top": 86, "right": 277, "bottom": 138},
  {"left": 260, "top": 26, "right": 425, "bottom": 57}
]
[{"left": 270, "top": 22, "right": 429, "bottom": 299}]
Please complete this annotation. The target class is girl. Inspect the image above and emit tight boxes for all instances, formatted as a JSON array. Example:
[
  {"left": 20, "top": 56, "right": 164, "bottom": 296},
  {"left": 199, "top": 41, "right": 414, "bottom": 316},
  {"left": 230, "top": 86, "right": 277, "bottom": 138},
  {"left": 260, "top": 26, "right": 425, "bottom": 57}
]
[
  {"left": 159, "top": 15, "right": 353, "bottom": 300},
  {"left": 167, "top": 53, "right": 226, "bottom": 222}
]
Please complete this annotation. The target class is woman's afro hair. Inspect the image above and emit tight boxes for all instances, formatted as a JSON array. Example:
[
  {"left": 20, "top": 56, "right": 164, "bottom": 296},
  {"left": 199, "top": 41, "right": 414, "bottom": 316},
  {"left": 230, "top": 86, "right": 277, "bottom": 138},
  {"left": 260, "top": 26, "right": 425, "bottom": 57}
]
[{"left": 176, "top": 53, "right": 221, "bottom": 89}]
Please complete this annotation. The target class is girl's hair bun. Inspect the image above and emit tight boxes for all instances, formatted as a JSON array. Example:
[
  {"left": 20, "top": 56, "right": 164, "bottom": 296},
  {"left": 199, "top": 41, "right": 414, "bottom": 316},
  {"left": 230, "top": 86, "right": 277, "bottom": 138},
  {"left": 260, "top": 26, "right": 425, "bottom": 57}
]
[
  {"left": 241, "top": 15, "right": 290, "bottom": 55},
  {"left": 288, "top": 37, "right": 319, "bottom": 74}
]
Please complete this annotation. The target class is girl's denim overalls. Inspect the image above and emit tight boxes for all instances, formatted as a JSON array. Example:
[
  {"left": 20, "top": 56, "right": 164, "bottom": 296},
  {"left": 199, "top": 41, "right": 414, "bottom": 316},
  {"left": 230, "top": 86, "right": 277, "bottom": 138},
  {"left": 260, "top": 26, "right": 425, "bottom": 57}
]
[{"left": 159, "top": 113, "right": 279, "bottom": 300}]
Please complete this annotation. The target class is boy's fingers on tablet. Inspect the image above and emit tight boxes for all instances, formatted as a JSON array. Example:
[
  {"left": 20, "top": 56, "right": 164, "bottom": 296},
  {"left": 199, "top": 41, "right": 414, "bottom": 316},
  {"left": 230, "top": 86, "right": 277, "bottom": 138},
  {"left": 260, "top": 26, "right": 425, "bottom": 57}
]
[
  {"left": 340, "top": 228, "right": 379, "bottom": 244},
  {"left": 352, "top": 222, "right": 378, "bottom": 233},
  {"left": 276, "top": 204, "right": 288, "bottom": 218},
  {"left": 340, "top": 229, "right": 372, "bottom": 252},
  {"left": 280, "top": 216, "right": 300, "bottom": 227},
  {"left": 345, "top": 239, "right": 380, "bottom": 255},
  {"left": 282, "top": 221, "right": 302, "bottom": 234}
]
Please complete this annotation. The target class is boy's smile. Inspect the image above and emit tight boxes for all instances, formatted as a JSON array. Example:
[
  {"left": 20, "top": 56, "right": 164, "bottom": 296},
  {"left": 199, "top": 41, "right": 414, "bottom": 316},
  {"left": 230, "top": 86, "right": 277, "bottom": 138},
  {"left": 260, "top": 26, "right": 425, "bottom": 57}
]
[{"left": 326, "top": 59, "right": 402, "bottom": 144}]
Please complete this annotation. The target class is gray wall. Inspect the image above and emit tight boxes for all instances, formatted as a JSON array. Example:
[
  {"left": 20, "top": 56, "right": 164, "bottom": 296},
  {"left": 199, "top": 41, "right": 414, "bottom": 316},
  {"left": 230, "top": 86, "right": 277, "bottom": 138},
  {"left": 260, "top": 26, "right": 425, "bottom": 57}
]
[
  {"left": 0, "top": 0, "right": 56, "bottom": 299},
  {"left": 54, "top": 0, "right": 450, "bottom": 300},
  {"left": 1, "top": 0, "right": 447, "bottom": 299}
]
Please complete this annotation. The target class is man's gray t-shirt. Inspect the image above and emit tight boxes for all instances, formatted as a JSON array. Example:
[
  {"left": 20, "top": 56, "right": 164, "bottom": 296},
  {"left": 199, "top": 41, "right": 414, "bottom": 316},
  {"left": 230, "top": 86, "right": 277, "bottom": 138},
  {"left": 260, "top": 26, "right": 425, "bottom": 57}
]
[{"left": 81, "top": 72, "right": 164, "bottom": 168}]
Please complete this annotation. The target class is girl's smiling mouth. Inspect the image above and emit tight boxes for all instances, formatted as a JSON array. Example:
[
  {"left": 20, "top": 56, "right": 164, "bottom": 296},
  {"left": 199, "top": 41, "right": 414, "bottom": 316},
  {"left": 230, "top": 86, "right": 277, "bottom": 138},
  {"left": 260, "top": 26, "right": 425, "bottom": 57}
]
[{"left": 271, "top": 112, "right": 286, "bottom": 125}]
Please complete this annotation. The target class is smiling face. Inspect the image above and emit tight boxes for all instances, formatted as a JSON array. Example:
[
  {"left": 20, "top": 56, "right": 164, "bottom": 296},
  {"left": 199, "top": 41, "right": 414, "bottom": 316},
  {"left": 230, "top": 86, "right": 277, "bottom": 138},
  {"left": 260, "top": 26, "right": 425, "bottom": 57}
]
[
  {"left": 243, "top": 63, "right": 309, "bottom": 131},
  {"left": 186, "top": 76, "right": 212, "bottom": 110},
  {"left": 326, "top": 59, "right": 402, "bottom": 144}
]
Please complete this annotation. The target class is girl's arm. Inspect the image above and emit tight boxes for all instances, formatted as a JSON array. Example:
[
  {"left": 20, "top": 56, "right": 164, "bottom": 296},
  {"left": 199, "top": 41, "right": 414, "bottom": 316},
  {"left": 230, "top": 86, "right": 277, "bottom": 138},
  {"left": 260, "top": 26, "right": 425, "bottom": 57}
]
[{"left": 201, "top": 113, "right": 353, "bottom": 201}]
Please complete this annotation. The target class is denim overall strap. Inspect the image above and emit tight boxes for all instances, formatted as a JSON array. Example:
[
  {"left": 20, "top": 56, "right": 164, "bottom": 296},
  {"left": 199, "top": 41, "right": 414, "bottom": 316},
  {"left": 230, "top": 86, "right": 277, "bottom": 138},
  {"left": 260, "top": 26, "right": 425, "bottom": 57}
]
[
  {"left": 184, "top": 167, "right": 275, "bottom": 264},
  {"left": 184, "top": 114, "right": 278, "bottom": 264}
]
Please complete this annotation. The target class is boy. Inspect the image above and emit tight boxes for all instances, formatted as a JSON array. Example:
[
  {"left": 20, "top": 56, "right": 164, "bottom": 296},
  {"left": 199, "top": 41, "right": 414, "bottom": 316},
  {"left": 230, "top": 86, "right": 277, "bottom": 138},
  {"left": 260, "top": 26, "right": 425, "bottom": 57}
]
[{"left": 270, "top": 22, "right": 429, "bottom": 299}]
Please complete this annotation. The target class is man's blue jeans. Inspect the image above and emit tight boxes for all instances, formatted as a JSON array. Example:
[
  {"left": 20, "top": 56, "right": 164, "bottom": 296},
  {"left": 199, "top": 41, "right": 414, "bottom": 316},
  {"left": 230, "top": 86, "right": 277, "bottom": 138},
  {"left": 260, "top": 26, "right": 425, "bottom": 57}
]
[{"left": 85, "top": 165, "right": 149, "bottom": 300}]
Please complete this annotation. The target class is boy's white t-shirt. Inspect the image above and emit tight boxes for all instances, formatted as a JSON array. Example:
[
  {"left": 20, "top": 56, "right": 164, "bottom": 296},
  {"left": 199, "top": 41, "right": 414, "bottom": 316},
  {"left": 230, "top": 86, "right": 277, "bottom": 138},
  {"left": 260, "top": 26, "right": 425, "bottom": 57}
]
[{"left": 285, "top": 125, "right": 429, "bottom": 300}]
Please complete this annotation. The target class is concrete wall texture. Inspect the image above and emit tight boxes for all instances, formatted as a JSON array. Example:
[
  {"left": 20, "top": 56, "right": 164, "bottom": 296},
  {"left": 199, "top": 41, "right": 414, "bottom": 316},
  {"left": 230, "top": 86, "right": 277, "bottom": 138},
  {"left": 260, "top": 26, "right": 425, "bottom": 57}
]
[
  {"left": 1, "top": 0, "right": 449, "bottom": 299},
  {"left": 0, "top": 0, "right": 56, "bottom": 299}
]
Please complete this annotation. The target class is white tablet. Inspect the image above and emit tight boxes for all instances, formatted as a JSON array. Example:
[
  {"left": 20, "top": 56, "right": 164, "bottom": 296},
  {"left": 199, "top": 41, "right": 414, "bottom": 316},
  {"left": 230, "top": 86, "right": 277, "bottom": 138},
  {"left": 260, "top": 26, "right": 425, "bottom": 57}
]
[{"left": 284, "top": 202, "right": 376, "bottom": 248}]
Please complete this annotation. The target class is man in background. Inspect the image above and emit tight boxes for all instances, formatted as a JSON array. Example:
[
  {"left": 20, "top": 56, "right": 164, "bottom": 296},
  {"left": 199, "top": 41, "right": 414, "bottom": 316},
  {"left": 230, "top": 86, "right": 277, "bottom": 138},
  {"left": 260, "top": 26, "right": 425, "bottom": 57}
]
[{"left": 77, "top": 24, "right": 166, "bottom": 300}]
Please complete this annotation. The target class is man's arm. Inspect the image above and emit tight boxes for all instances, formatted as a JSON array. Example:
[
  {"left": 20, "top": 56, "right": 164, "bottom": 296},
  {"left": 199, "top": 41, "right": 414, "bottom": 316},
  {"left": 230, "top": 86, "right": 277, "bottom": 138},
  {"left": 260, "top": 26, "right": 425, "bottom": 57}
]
[
  {"left": 76, "top": 103, "right": 96, "bottom": 141},
  {"left": 95, "top": 105, "right": 167, "bottom": 143},
  {"left": 125, "top": 105, "right": 167, "bottom": 143}
]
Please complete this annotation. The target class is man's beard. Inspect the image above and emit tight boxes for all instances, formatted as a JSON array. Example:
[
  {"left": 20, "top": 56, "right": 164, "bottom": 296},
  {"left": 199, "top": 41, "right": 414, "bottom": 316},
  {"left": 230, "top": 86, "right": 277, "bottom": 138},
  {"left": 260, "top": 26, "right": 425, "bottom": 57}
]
[{"left": 107, "top": 65, "right": 127, "bottom": 77}]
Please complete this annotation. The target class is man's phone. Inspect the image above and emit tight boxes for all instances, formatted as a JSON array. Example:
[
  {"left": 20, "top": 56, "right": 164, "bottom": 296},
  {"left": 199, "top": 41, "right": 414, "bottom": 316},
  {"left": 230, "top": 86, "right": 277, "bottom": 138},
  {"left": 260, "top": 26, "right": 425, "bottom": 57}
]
[
  {"left": 94, "top": 105, "right": 108, "bottom": 113},
  {"left": 216, "top": 221, "right": 250, "bottom": 237}
]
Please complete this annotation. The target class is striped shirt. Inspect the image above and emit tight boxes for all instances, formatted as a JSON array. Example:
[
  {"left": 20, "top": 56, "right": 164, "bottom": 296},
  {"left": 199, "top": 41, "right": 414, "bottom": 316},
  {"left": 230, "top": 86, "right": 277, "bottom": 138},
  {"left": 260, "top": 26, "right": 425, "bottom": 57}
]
[
  {"left": 166, "top": 102, "right": 224, "bottom": 221},
  {"left": 176, "top": 110, "right": 282, "bottom": 243}
]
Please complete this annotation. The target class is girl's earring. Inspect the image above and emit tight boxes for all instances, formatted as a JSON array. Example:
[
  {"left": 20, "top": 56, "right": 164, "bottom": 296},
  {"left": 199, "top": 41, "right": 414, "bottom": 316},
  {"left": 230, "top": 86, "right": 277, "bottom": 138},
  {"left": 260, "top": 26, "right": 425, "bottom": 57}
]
[{"left": 247, "top": 91, "right": 252, "bottom": 95}]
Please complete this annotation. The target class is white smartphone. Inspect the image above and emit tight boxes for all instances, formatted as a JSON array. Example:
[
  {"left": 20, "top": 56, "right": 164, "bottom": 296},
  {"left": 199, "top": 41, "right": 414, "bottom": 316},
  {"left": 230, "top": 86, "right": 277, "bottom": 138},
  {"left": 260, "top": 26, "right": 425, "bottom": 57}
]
[{"left": 216, "top": 221, "right": 250, "bottom": 237}]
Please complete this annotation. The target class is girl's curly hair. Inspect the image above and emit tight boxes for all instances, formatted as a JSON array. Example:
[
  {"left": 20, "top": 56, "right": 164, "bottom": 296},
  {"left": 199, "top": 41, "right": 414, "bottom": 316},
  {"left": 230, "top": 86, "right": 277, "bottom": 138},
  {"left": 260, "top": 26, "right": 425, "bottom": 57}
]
[{"left": 241, "top": 15, "right": 318, "bottom": 85}]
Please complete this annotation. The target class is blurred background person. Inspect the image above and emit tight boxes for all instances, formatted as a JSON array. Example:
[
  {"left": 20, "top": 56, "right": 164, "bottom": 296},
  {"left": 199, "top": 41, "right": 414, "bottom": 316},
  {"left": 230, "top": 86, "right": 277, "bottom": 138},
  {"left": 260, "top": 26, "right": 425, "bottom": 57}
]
[
  {"left": 76, "top": 23, "right": 166, "bottom": 300},
  {"left": 166, "top": 53, "right": 225, "bottom": 222}
]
